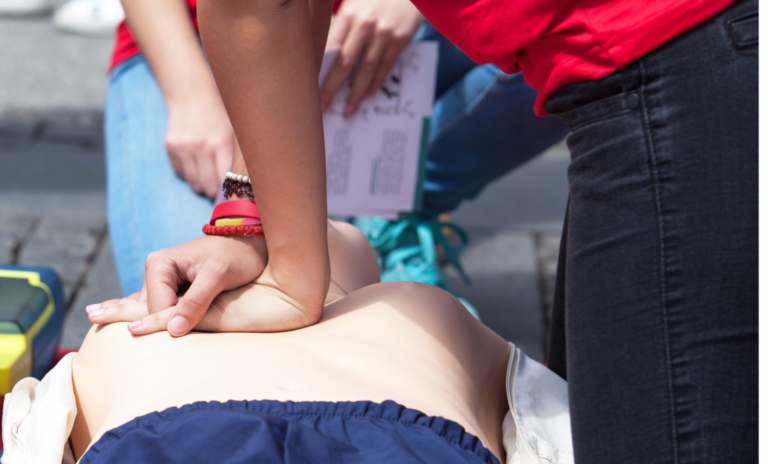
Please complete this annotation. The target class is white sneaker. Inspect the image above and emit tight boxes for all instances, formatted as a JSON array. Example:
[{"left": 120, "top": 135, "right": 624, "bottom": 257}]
[
  {"left": 53, "top": 0, "right": 124, "bottom": 37},
  {"left": 0, "top": 0, "right": 55, "bottom": 15}
]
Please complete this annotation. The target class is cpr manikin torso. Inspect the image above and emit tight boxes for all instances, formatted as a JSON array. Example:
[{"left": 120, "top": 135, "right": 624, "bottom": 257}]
[{"left": 69, "top": 222, "right": 511, "bottom": 461}]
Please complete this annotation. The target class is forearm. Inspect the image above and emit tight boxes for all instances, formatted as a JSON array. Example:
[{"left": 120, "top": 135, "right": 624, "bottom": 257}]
[
  {"left": 122, "top": 0, "right": 218, "bottom": 106},
  {"left": 199, "top": 0, "right": 333, "bottom": 314}
]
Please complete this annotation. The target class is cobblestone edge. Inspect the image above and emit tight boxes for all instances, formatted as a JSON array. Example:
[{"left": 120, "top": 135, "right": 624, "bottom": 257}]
[{"left": 0, "top": 107, "right": 103, "bottom": 147}]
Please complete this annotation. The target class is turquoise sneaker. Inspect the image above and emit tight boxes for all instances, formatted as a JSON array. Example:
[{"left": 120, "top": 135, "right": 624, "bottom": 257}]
[{"left": 352, "top": 214, "right": 480, "bottom": 319}]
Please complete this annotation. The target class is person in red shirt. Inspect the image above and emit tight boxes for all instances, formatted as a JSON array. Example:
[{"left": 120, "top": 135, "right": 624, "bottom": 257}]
[
  {"left": 411, "top": 1, "right": 758, "bottom": 462},
  {"left": 109, "top": 0, "right": 756, "bottom": 462}
]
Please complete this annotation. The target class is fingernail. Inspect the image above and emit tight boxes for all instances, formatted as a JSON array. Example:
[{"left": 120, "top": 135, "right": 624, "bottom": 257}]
[
  {"left": 89, "top": 309, "right": 104, "bottom": 318},
  {"left": 128, "top": 320, "right": 142, "bottom": 330},
  {"left": 168, "top": 316, "right": 190, "bottom": 336},
  {"left": 86, "top": 304, "right": 101, "bottom": 312}
]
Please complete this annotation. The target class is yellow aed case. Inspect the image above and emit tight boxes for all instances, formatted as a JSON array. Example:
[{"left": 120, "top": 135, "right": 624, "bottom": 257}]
[{"left": 0, "top": 265, "right": 66, "bottom": 395}]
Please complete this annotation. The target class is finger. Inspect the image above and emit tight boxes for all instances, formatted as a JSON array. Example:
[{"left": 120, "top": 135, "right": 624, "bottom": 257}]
[
  {"left": 127, "top": 307, "right": 174, "bottom": 336},
  {"left": 165, "top": 141, "right": 186, "bottom": 180},
  {"left": 138, "top": 274, "right": 148, "bottom": 302},
  {"left": 85, "top": 294, "right": 138, "bottom": 313},
  {"left": 325, "top": 13, "right": 350, "bottom": 50},
  {"left": 345, "top": 31, "right": 389, "bottom": 115},
  {"left": 175, "top": 143, "right": 202, "bottom": 195},
  {"left": 214, "top": 136, "right": 234, "bottom": 187},
  {"left": 368, "top": 40, "right": 406, "bottom": 96},
  {"left": 197, "top": 143, "right": 220, "bottom": 199},
  {"left": 85, "top": 298, "right": 120, "bottom": 314},
  {"left": 185, "top": 154, "right": 203, "bottom": 195},
  {"left": 144, "top": 251, "right": 182, "bottom": 315},
  {"left": 166, "top": 266, "right": 226, "bottom": 336},
  {"left": 88, "top": 300, "right": 150, "bottom": 325},
  {"left": 319, "top": 19, "right": 372, "bottom": 112}
]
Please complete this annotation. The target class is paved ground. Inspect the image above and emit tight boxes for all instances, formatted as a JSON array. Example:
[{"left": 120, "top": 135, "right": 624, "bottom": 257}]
[
  {"left": 0, "top": 10, "right": 112, "bottom": 116},
  {"left": 448, "top": 144, "right": 567, "bottom": 360},
  {"left": 0, "top": 13, "right": 569, "bottom": 362}
]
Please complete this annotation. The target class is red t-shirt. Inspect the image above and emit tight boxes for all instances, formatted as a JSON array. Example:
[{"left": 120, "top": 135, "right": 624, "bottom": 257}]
[
  {"left": 109, "top": 0, "right": 337, "bottom": 71},
  {"left": 109, "top": 0, "right": 198, "bottom": 71},
  {"left": 111, "top": 0, "right": 735, "bottom": 115},
  {"left": 412, "top": 0, "right": 736, "bottom": 115}
]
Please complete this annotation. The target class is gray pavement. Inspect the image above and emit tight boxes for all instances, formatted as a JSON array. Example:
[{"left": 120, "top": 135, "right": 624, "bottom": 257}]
[
  {"left": 448, "top": 142, "right": 567, "bottom": 360},
  {"left": 446, "top": 231, "right": 547, "bottom": 359},
  {"left": 0, "top": 13, "right": 569, "bottom": 361},
  {"left": 0, "top": 138, "right": 109, "bottom": 348},
  {"left": 62, "top": 237, "right": 120, "bottom": 348},
  {"left": 0, "top": 13, "right": 112, "bottom": 115}
]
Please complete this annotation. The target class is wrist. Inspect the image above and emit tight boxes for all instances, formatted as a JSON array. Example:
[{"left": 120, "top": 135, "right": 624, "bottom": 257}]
[
  {"left": 227, "top": 155, "right": 250, "bottom": 200},
  {"left": 227, "top": 194, "right": 252, "bottom": 201},
  {"left": 223, "top": 172, "right": 254, "bottom": 202},
  {"left": 258, "top": 261, "right": 330, "bottom": 321},
  {"left": 268, "top": 247, "right": 331, "bottom": 298},
  {"left": 165, "top": 76, "right": 221, "bottom": 112}
]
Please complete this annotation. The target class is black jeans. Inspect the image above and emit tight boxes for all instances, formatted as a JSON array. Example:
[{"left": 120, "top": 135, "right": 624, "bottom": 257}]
[{"left": 544, "top": 0, "right": 758, "bottom": 462}]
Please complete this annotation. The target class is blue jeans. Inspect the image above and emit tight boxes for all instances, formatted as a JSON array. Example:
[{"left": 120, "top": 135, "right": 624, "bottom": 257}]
[
  {"left": 105, "top": 54, "right": 214, "bottom": 295},
  {"left": 545, "top": 0, "right": 757, "bottom": 461},
  {"left": 414, "top": 23, "right": 569, "bottom": 215}
]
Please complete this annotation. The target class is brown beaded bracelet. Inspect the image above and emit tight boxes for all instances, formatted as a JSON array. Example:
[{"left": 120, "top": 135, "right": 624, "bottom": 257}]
[
  {"left": 222, "top": 178, "right": 255, "bottom": 202},
  {"left": 202, "top": 224, "right": 264, "bottom": 236}
]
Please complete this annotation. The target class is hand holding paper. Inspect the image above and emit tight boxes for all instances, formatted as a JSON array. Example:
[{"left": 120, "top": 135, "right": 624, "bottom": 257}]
[
  {"left": 321, "top": 0, "right": 425, "bottom": 115},
  {"left": 320, "top": 42, "right": 438, "bottom": 219}
]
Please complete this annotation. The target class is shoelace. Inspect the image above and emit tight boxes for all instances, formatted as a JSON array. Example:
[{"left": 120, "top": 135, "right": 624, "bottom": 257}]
[{"left": 367, "top": 214, "right": 471, "bottom": 284}]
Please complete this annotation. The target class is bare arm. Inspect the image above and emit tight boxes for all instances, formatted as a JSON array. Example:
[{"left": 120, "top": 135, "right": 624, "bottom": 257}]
[
  {"left": 93, "top": 0, "right": 337, "bottom": 336},
  {"left": 122, "top": 0, "right": 233, "bottom": 198},
  {"left": 199, "top": 0, "right": 334, "bottom": 321}
]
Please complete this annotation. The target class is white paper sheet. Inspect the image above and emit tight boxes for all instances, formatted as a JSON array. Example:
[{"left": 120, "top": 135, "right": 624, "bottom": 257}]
[{"left": 319, "top": 42, "right": 438, "bottom": 218}]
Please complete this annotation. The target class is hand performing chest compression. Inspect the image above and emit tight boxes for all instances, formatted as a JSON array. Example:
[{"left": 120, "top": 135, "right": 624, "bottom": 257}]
[{"left": 86, "top": 220, "right": 379, "bottom": 334}]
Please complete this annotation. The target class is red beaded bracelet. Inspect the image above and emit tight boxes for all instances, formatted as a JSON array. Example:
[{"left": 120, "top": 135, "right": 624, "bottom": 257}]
[{"left": 202, "top": 224, "right": 264, "bottom": 236}]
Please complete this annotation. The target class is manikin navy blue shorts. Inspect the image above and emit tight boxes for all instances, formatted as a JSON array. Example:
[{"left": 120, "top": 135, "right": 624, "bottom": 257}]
[{"left": 79, "top": 400, "right": 500, "bottom": 464}]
